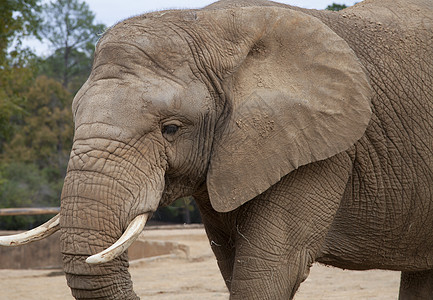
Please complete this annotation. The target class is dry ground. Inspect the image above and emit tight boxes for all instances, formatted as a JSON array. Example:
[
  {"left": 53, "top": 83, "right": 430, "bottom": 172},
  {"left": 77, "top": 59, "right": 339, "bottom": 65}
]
[{"left": 0, "top": 227, "right": 400, "bottom": 299}]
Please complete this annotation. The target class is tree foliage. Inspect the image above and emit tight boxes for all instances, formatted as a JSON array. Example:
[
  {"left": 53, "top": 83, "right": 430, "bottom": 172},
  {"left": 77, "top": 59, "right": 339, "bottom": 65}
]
[
  {"left": 326, "top": 3, "right": 348, "bottom": 11},
  {"left": 0, "top": 0, "right": 41, "bottom": 65},
  {"left": 0, "top": 0, "right": 41, "bottom": 151},
  {"left": 39, "top": 47, "right": 93, "bottom": 93},
  {"left": 0, "top": 60, "right": 36, "bottom": 151},
  {"left": 0, "top": 162, "right": 58, "bottom": 229},
  {"left": 0, "top": 0, "right": 75, "bottom": 229},
  {"left": 40, "top": 0, "right": 105, "bottom": 89},
  {"left": 0, "top": 75, "right": 73, "bottom": 229},
  {"left": 2, "top": 76, "right": 73, "bottom": 170},
  {"left": 152, "top": 197, "right": 202, "bottom": 225}
]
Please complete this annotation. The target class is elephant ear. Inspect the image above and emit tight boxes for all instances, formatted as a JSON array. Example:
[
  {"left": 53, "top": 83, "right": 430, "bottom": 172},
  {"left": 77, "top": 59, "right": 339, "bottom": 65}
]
[{"left": 204, "top": 7, "right": 372, "bottom": 212}]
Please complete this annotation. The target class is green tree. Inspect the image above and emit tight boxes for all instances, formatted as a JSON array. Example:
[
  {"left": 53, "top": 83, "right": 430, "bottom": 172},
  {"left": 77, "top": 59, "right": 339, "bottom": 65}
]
[
  {"left": 2, "top": 76, "right": 73, "bottom": 173},
  {"left": 0, "top": 0, "right": 41, "bottom": 151},
  {"left": 0, "top": 0, "right": 41, "bottom": 65},
  {"left": 0, "top": 76, "right": 73, "bottom": 229},
  {"left": 0, "top": 60, "right": 36, "bottom": 151},
  {"left": 40, "top": 0, "right": 105, "bottom": 89},
  {"left": 0, "top": 162, "right": 58, "bottom": 229},
  {"left": 152, "top": 197, "right": 202, "bottom": 224},
  {"left": 39, "top": 47, "right": 93, "bottom": 93},
  {"left": 326, "top": 3, "right": 348, "bottom": 11}
]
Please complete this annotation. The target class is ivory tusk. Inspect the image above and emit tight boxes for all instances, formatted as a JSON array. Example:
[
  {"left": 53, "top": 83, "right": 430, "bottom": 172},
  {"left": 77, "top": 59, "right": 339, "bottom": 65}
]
[
  {"left": 86, "top": 213, "right": 149, "bottom": 264},
  {"left": 0, "top": 214, "right": 60, "bottom": 246}
]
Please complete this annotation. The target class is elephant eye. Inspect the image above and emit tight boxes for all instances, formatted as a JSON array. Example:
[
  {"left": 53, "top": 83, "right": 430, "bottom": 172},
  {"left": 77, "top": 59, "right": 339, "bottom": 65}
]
[{"left": 162, "top": 124, "right": 180, "bottom": 136}]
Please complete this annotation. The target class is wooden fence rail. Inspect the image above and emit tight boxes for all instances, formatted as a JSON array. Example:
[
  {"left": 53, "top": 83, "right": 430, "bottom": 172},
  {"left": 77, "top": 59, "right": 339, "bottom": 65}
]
[{"left": 0, "top": 207, "right": 60, "bottom": 216}]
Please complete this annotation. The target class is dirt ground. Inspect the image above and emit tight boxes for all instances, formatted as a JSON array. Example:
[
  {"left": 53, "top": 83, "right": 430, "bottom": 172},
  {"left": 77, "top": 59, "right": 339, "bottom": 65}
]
[{"left": 0, "top": 227, "right": 401, "bottom": 299}]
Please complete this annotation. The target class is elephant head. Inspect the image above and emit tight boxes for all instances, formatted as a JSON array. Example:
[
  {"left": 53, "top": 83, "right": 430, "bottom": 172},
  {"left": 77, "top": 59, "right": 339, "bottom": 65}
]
[{"left": 0, "top": 5, "right": 371, "bottom": 299}]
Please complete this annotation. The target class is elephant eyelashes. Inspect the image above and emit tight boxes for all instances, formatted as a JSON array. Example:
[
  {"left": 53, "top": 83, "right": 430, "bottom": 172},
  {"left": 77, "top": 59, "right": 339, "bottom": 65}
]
[{"left": 162, "top": 124, "right": 180, "bottom": 136}]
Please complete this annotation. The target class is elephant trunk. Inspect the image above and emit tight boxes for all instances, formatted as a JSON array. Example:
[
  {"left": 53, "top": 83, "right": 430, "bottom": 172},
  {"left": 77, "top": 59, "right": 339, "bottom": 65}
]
[
  {"left": 61, "top": 236, "right": 138, "bottom": 300},
  {"left": 59, "top": 138, "right": 165, "bottom": 299},
  {"left": 60, "top": 176, "right": 135, "bottom": 299}
]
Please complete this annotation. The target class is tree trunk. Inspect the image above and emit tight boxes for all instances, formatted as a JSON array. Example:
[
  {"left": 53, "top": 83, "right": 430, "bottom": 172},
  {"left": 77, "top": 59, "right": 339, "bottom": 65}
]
[{"left": 63, "top": 46, "right": 70, "bottom": 88}]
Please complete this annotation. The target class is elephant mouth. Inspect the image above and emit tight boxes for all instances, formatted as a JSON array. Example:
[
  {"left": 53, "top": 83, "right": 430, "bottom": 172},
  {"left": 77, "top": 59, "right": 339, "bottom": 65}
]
[{"left": 0, "top": 212, "right": 150, "bottom": 264}]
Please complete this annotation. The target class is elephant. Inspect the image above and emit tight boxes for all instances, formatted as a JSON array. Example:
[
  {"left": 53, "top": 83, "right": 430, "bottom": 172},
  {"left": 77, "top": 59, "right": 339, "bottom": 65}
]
[{"left": 1, "top": 0, "right": 432, "bottom": 299}]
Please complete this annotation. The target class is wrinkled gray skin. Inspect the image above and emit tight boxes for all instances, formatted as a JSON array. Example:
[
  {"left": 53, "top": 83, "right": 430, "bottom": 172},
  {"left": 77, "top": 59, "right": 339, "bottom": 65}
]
[{"left": 59, "top": 0, "right": 433, "bottom": 299}]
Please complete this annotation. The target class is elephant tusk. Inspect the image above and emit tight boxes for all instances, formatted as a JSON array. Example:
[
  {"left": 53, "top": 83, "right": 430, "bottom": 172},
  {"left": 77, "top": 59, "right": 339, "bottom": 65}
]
[
  {"left": 86, "top": 213, "right": 149, "bottom": 264},
  {"left": 0, "top": 214, "right": 60, "bottom": 246}
]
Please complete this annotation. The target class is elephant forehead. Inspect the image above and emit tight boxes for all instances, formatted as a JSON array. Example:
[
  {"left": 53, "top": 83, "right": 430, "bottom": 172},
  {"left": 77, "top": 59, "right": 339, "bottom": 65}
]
[
  {"left": 74, "top": 74, "right": 210, "bottom": 137},
  {"left": 88, "top": 45, "right": 207, "bottom": 116},
  {"left": 144, "top": 79, "right": 212, "bottom": 117},
  {"left": 96, "top": 18, "right": 192, "bottom": 76},
  {"left": 99, "top": 75, "right": 210, "bottom": 118}
]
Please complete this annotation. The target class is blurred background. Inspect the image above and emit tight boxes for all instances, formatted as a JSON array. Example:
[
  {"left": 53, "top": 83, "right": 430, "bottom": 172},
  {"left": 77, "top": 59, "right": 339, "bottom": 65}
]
[{"left": 0, "top": 0, "right": 352, "bottom": 230}]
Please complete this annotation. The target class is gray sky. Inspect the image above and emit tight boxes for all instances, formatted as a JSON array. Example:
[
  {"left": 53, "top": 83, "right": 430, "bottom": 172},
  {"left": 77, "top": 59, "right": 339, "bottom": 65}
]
[
  {"left": 83, "top": 0, "right": 358, "bottom": 26},
  {"left": 31, "top": 0, "right": 358, "bottom": 55}
]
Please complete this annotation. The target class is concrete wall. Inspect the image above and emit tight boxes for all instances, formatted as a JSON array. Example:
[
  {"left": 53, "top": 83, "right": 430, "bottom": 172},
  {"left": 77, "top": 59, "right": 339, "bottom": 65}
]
[
  {"left": 0, "top": 231, "right": 62, "bottom": 269},
  {"left": 0, "top": 231, "right": 187, "bottom": 269}
]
